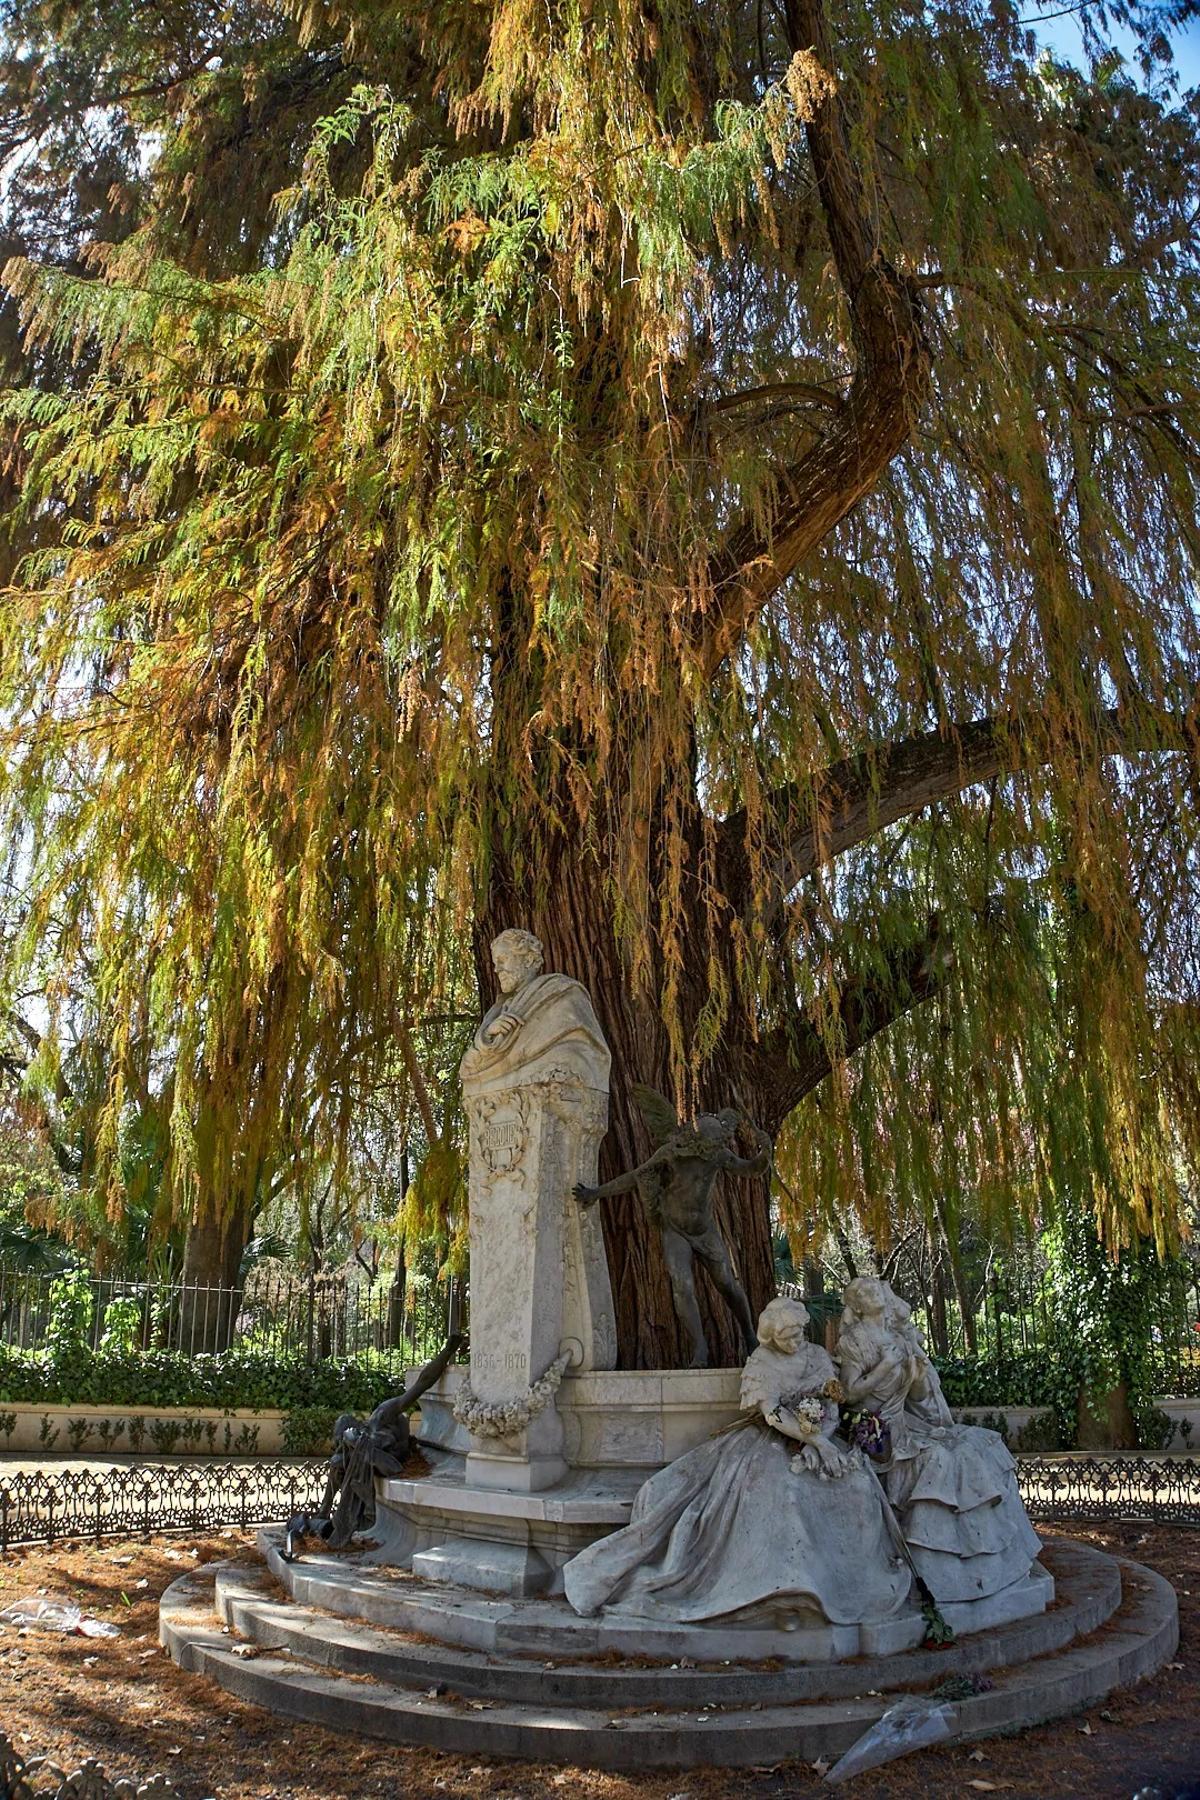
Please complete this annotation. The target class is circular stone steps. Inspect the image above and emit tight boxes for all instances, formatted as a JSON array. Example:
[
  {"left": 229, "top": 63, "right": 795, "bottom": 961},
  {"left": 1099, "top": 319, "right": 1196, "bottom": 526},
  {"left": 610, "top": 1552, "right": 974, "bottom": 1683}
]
[
  {"left": 158, "top": 1542, "right": 1179, "bottom": 1771},
  {"left": 209, "top": 1546, "right": 1113, "bottom": 1708},
  {"left": 252, "top": 1526, "right": 1056, "bottom": 1663}
]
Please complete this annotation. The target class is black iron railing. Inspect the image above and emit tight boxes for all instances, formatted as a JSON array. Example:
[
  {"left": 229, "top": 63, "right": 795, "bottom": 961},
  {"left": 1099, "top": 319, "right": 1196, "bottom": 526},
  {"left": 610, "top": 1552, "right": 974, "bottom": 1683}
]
[
  {"left": 1017, "top": 1454, "right": 1200, "bottom": 1525},
  {"left": 0, "top": 1460, "right": 326, "bottom": 1551},
  {"left": 0, "top": 1453, "right": 1197, "bottom": 1551}
]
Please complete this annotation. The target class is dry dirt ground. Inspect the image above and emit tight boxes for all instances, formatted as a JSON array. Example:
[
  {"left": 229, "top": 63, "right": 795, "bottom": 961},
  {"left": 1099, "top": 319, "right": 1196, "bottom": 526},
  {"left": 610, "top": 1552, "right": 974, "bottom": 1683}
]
[{"left": 0, "top": 1523, "right": 1196, "bottom": 1800}]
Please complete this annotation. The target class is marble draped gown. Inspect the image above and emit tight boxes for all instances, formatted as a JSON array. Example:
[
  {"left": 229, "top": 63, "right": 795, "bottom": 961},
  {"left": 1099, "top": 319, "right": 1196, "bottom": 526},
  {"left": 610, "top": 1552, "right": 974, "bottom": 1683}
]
[
  {"left": 562, "top": 1343, "right": 912, "bottom": 1626},
  {"left": 838, "top": 1321, "right": 1041, "bottom": 1604}
]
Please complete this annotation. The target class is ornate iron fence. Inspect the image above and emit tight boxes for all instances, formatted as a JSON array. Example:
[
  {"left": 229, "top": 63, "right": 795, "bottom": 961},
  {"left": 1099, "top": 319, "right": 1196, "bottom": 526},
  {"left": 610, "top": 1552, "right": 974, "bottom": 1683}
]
[
  {"left": 0, "top": 1730, "right": 174, "bottom": 1798},
  {"left": 0, "top": 1460, "right": 326, "bottom": 1551},
  {"left": 1017, "top": 1454, "right": 1200, "bottom": 1524},
  {"left": 1, "top": 1453, "right": 1197, "bottom": 1551}
]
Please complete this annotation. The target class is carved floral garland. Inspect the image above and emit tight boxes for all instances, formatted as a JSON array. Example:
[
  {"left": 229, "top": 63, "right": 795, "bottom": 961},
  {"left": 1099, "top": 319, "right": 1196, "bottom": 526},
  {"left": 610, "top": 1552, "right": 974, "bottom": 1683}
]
[{"left": 453, "top": 1349, "right": 572, "bottom": 1439}]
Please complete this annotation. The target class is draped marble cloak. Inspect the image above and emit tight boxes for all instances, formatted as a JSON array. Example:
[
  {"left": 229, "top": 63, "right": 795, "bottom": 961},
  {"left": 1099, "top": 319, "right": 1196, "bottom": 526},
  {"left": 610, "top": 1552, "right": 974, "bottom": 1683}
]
[
  {"left": 562, "top": 1343, "right": 912, "bottom": 1626},
  {"left": 838, "top": 1318, "right": 1041, "bottom": 1604}
]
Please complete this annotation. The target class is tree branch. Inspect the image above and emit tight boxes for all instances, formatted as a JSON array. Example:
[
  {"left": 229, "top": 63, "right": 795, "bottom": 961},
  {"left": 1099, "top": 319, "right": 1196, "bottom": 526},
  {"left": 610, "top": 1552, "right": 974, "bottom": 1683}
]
[
  {"left": 750, "top": 917, "right": 953, "bottom": 1130},
  {"left": 695, "top": 0, "right": 928, "bottom": 677},
  {"left": 703, "top": 380, "right": 844, "bottom": 417},
  {"left": 718, "top": 702, "right": 1200, "bottom": 917}
]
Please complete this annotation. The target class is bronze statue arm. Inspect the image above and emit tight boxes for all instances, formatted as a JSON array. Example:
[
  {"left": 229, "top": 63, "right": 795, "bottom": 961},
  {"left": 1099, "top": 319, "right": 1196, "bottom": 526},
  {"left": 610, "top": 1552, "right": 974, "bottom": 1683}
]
[
  {"left": 573, "top": 1167, "right": 644, "bottom": 1206},
  {"left": 371, "top": 1331, "right": 463, "bottom": 1433},
  {"left": 713, "top": 1140, "right": 772, "bottom": 1176}
]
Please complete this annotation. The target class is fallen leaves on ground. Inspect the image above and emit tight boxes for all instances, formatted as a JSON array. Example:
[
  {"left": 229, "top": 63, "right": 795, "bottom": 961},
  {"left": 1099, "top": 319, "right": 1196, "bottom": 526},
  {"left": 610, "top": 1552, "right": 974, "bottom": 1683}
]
[{"left": 0, "top": 1522, "right": 1195, "bottom": 1798}]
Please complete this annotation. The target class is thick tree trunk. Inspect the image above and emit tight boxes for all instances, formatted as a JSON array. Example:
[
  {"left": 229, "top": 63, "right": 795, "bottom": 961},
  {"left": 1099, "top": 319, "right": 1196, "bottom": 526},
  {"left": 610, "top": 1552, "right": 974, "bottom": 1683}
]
[
  {"left": 932, "top": 1193, "right": 978, "bottom": 1355},
  {"left": 1076, "top": 1379, "right": 1139, "bottom": 1451},
  {"left": 179, "top": 1205, "right": 252, "bottom": 1354},
  {"left": 479, "top": 852, "right": 777, "bottom": 1370},
  {"left": 927, "top": 1228, "right": 950, "bottom": 1358}
]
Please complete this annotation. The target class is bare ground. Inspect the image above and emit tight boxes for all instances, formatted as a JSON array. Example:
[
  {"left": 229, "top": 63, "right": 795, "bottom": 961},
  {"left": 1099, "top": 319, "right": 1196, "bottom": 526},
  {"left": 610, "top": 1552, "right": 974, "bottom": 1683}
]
[{"left": 0, "top": 1521, "right": 1196, "bottom": 1799}]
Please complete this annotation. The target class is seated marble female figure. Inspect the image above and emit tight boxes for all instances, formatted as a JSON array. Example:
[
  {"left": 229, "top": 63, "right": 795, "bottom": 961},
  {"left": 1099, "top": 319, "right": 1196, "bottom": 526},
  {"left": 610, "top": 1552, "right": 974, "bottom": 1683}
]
[
  {"left": 562, "top": 1297, "right": 911, "bottom": 1627},
  {"left": 836, "top": 1277, "right": 1041, "bottom": 1605}
]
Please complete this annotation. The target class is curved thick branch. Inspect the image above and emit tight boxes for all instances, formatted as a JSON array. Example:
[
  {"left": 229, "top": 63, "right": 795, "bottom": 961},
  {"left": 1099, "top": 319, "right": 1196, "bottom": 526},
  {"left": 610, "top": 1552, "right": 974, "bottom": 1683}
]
[
  {"left": 718, "top": 703, "right": 1200, "bottom": 917},
  {"left": 747, "top": 920, "right": 953, "bottom": 1132},
  {"left": 696, "top": 0, "right": 928, "bottom": 677}
]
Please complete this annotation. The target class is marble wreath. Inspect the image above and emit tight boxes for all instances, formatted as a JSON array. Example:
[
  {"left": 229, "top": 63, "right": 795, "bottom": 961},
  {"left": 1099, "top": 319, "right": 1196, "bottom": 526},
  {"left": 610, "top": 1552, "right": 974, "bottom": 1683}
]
[{"left": 562, "top": 1291, "right": 1040, "bottom": 1629}]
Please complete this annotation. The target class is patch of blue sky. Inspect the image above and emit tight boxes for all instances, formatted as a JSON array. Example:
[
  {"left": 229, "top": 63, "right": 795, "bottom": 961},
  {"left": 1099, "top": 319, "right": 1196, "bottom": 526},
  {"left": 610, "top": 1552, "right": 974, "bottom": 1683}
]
[{"left": 1028, "top": 2, "right": 1200, "bottom": 91}]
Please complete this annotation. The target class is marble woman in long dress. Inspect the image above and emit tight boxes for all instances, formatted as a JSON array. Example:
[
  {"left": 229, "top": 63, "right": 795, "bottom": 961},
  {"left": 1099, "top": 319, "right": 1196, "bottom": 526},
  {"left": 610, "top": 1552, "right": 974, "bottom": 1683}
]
[
  {"left": 562, "top": 1297, "right": 912, "bottom": 1627},
  {"left": 836, "top": 1277, "right": 1041, "bottom": 1604}
]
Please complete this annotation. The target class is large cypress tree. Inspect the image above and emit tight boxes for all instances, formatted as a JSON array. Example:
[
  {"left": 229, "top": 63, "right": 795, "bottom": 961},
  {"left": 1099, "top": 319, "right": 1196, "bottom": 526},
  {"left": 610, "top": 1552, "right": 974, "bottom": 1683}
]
[{"left": 2, "top": 0, "right": 1199, "bottom": 1364}]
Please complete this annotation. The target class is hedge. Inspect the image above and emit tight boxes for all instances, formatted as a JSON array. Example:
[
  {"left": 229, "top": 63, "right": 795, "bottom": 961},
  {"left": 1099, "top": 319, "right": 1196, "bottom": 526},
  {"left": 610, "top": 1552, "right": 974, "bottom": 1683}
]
[{"left": 0, "top": 1343, "right": 403, "bottom": 1414}]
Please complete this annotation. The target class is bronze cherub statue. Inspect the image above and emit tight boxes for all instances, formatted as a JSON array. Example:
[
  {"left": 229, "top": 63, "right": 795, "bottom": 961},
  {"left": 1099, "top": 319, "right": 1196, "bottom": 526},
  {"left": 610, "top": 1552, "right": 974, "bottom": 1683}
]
[{"left": 574, "top": 1084, "right": 771, "bottom": 1367}]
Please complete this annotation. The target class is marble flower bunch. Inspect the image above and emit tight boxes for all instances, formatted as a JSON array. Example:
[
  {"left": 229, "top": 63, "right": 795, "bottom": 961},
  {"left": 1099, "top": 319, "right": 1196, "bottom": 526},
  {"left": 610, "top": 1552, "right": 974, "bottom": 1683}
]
[{"left": 776, "top": 1377, "right": 844, "bottom": 1441}]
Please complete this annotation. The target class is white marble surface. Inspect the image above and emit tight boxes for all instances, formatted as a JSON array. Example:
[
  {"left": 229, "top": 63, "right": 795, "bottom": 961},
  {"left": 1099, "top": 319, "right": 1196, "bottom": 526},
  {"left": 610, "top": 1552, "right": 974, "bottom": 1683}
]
[
  {"left": 414, "top": 1365, "right": 746, "bottom": 1467},
  {"left": 458, "top": 931, "right": 617, "bottom": 1492},
  {"left": 835, "top": 1277, "right": 1042, "bottom": 1603},
  {"left": 562, "top": 1299, "right": 913, "bottom": 1629}
]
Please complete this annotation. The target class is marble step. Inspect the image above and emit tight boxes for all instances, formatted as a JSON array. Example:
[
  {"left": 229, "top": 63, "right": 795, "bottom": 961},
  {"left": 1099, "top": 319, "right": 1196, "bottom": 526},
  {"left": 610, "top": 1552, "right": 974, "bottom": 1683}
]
[
  {"left": 211, "top": 1542, "right": 1117, "bottom": 1709},
  {"left": 255, "top": 1526, "right": 1061, "bottom": 1665},
  {"left": 159, "top": 1552, "right": 1178, "bottom": 1771}
]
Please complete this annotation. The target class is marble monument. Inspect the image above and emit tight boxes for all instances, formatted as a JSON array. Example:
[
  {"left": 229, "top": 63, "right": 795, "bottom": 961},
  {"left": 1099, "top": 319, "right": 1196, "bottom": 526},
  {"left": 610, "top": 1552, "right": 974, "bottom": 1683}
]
[
  {"left": 836, "top": 1276, "right": 1042, "bottom": 1606},
  {"left": 455, "top": 927, "right": 617, "bottom": 1493}
]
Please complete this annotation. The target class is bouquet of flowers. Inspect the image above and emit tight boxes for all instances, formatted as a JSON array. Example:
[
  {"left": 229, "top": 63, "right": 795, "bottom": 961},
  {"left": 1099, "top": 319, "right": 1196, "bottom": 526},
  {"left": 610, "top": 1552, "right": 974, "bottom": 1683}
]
[
  {"left": 843, "top": 1407, "right": 892, "bottom": 1463},
  {"left": 777, "top": 1379, "right": 843, "bottom": 1442}
]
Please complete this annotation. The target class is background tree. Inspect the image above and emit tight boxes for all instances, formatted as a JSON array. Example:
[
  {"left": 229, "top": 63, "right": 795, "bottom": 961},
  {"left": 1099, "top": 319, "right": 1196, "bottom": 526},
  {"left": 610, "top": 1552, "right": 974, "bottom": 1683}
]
[{"left": 2, "top": 0, "right": 1200, "bottom": 1366}]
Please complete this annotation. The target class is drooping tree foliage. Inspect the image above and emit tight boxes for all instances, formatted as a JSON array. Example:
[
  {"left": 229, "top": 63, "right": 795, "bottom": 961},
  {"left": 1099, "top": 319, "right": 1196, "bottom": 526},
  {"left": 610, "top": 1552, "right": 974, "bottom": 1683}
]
[{"left": 1, "top": 0, "right": 1199, "bottom": 1364}]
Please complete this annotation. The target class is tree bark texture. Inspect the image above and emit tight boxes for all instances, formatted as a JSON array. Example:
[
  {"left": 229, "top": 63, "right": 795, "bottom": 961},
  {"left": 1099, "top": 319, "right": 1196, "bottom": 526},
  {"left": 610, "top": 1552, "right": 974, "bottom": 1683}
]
[
  {"left": 179, "top": 1205, "right": 252, "bottom": 1354},
  {"left": 1076, "top": 1379, "right": 1139, "bottom": 1452}
]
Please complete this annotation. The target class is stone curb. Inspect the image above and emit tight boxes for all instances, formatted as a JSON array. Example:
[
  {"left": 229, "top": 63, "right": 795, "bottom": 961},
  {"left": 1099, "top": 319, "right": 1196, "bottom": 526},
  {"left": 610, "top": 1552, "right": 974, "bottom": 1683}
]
[
  {"left": 159, "top": 1551, "right": 1179, "bottom": 1770},
  {"left": 213, "top": 1541, "right": 1118, "bottom": 1708}
]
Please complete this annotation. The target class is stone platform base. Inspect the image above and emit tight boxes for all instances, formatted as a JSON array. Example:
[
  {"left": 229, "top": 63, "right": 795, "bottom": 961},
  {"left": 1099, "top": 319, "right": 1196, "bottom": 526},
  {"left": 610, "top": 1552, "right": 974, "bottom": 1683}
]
[
  {"left": 256, "top": 1526, "right": 1054, "bottom": 1660},
  {"left": 368, "top": 1454, "right": 646, "bottom": 1599},
  {"left": 160, "top": 1539, "right": 1178, "bottom": 1770}
]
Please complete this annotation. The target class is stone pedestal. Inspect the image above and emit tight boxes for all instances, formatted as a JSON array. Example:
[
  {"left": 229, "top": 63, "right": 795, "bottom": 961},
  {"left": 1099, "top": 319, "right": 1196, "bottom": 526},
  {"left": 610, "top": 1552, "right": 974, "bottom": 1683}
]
[
  {"left": 461, "top": 1077, "right": 614, "bottom": 1494},
  {"left": 404, "top": 929, "right": 618, "bottom": 1589}
]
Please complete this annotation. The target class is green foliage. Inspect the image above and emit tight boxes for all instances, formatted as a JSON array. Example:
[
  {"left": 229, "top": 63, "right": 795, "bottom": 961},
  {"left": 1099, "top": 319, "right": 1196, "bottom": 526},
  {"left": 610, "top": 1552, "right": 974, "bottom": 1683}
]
[
  {"left": 1139, "top": 1403, "right": 1179, "bottom": 1451},
  {"left": 282, "top": 1406, "right": 339, "bottom": 1456},
  {"left": 44, "top": 1268, "right": 94, "bottom": 1351},
  {"left": 1041, "top": 1196, "right": 1187, "bottom": 1444},
  {"left": 98, "top": 1296, "right": 142, "bottom": 1354},
  {"left": 0, "top": 1108, "right": 72, "bottom": 1270},
  {"left": 1, "top": 0, "right": 1199, "bottom": 1296},
  {"left": 0, "top": 1341, "right": 399, "bottom": 1414},
  {"left": 933, "top": 1352, "right": 1058, "bottom": 1411},
  {"left": 921, "top": 1595, "right": 955, "bottom": 1647}
]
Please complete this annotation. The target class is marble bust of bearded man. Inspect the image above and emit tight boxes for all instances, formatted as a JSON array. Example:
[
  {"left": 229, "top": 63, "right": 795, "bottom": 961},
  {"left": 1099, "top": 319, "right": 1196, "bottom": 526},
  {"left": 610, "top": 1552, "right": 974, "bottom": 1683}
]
[{"left": 459, "top": 928, "right": 611, "bottom": 1097}]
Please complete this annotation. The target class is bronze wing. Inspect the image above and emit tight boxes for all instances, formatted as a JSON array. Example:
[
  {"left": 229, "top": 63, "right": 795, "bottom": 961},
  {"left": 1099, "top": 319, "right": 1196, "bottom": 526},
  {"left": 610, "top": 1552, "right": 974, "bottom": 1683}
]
[{"left": 631, "top": 1081, "right": 680, "bottom": 1149}]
